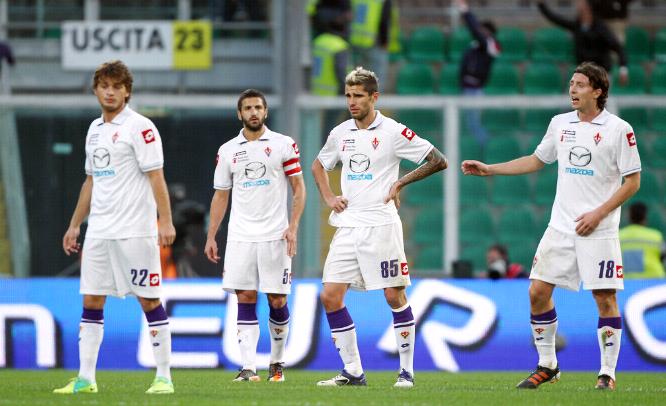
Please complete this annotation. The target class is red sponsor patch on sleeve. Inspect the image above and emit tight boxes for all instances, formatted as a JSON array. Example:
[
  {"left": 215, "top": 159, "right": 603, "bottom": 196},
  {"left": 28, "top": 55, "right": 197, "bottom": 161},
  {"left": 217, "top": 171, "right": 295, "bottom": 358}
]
[
  {"left": 626, "top": 132, "right": 636, "bottom": 147},
  {"left": 142, "top": 129, "right": 156, "bottom": 144},
  {"left": 401, "top": 127, "right": 417, "bottom": 141},
  {"left": 292, "top": 142, "right": 300, "bottom": 155}
]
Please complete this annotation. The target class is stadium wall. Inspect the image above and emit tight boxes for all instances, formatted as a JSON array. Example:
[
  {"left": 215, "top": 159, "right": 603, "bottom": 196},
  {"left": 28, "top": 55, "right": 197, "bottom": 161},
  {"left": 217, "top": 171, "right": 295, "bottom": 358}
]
[{"left": 1, "top": 278, "right": 664, "bottom": 372}]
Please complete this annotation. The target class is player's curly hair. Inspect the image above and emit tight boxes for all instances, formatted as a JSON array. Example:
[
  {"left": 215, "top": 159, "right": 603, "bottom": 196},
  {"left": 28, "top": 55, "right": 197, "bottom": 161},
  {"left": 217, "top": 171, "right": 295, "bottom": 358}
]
[
  {"left": 237, "top": 89, "right": 267, "bottom": 111},
  {"left": 574, "top": 62, "right": 609, "bottom": 110},
  {"left": 345, "top": 66, "right": 379, "bottom": 94},
  {"left": 92, "top": 60, "right": 133, "bottom": 102}
]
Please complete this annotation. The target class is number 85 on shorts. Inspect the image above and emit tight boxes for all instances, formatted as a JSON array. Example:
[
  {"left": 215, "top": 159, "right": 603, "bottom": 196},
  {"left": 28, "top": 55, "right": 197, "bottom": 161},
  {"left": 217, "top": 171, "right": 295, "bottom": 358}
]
[{"left": 380, "top": 259, "right": 409, "bottom": 278}]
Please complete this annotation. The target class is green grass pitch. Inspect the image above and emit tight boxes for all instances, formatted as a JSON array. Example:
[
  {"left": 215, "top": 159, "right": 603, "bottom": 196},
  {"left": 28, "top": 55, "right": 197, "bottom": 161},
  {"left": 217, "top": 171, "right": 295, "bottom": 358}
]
[{"left": 2, "top": 370, "right": 665, "bottom": 405}]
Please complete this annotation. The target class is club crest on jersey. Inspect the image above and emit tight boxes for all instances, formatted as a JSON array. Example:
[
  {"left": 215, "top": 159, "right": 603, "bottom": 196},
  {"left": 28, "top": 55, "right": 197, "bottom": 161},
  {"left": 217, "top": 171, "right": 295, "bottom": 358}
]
[
  {"left": 371, "top": 137, "right": 380, "bottom": 149},
  {"left": 626, "top": 132, "right": 636, "bottom": 147},
  {"left": 594, "top": 132, "right": 602, "bottom": 145},
  {"left": 400, "top": 331, "right": 410, "bottom": 339},
  {"left": 535, "top": 328, "right": 544, "bottom": 334},
  {"left": 149, "top": 273, "right": 160, "bottom": 286},
  {"left": 142, "top": 129, "right": 156, "bottom": 144},
  {"left": 151, "top": 329, "right": 159, "bottom": 337},
  {"left": 264, "top": 146, "right": 272, "bottom": 157},
  {"left": 112, "top": 132, "right": 119, "bottom": 143},
  {"left": 401, "top": 127, "right": 417, "bottom": 141}
]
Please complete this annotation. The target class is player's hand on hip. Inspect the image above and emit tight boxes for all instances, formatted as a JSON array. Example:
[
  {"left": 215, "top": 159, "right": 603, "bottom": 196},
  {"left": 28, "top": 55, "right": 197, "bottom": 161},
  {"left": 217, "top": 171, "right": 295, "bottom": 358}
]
[
  {"left": 326, "top": 195, "right": 348, "bottom": 213},
  {"left": 204, "top": 238, "right": 220, "bottom": 263},
  {"left": 384, "top": 181, "right": 402, "bottom": 208},
  {"left": 461, "top": 160, "right": 491, "bottom": 176},
  {"left": 283, "top": 227, "right": 298, "bottom": 257},
  {"left": 575, "top": 209, "right": 604, "bottom": 236},
  {"left": 158, "top": 221, "right": 176, "bottom": 247},
  {"left": 62, "top": 226, "right": 81, "bottom": 255}
]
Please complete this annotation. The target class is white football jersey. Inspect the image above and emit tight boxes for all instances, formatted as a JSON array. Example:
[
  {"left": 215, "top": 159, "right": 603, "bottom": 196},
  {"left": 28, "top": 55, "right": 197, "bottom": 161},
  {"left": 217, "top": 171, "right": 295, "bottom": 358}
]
[
  {"left": 535, "top": 109, "right": 641, "bottom": 238},
  {"left": 214, "top": 127, "right": 302, "bottom": 242},
  {"left": 84, "top": 106, "right": 164, "bottom": 239},
  {"left": 317, "top": 111, "right": 434, "bottom": 227}
]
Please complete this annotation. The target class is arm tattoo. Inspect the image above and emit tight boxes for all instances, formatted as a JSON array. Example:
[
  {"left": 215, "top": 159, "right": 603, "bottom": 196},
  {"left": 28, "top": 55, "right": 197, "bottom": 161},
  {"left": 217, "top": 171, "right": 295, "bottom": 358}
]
[{"left": 398, "top": 147, "right": 448, "bottom": 188}]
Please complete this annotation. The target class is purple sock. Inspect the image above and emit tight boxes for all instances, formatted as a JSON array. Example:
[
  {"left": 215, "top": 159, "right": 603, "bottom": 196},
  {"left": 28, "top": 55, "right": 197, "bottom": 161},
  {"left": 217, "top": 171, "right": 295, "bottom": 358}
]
[
  {"left": 392, "top": 305, "right": 415, "bottom": 328},
  {"left": 598, "top": 316, "right": 622, "bottom": 329},
  {"left": 81, "top": 308, "right": 103, "bottom": 325},
  {"left": 531, "top": 308, "right": 557, "bottom": 325},
  {"left": 269, "top": 303, "right": 290, "bottom": 325},
  {"left": 238, "top": 303, "right": 258, "bottom": 326},
  {"left": 144, "top": 304, "right": 169, "bottom": 327},
  {"left": 326, "top": 307, "right": 354, "bottom": 333}
]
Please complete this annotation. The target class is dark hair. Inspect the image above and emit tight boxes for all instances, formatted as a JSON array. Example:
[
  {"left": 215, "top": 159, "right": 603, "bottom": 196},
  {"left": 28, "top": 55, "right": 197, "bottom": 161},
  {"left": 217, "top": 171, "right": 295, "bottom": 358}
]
[
  {"left": 92, "top": 60, "right": 133, "bottom": 102},
  {"left": 345, "top": 66, "right": 379, "bottom": 94},
  {"left": 629, "top": 201, "right": 648, "bottom": 224},
  {"left": 237, "top": 89, "right": 267, "bottom": 111},
  {"left": 488, "top": 244, "right": 508, "bottom": 260},
  {"left": 574, "top": 61, "right": 609, "bottom": 110},
  {"left": 481, "top": 20, "right": 497, "bottom": 36}
]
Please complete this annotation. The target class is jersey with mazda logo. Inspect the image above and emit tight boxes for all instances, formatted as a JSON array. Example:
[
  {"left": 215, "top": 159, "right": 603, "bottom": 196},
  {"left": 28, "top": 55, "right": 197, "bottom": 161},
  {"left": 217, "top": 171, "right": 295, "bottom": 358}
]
[
  {"left": 84, "top": 106, "right": 164, "bottom": 239},
  {"left": 214, "top": 127, "right": 302, "bottom": 242},
  {"left": 534, "top": 109, "right": 641, "bottom": 238},
  {"left": 317, "top": 111, "right": 434, "bottom": 227}
]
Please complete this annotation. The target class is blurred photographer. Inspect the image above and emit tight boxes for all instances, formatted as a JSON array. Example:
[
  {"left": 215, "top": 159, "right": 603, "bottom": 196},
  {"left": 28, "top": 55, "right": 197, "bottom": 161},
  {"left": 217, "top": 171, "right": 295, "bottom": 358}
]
[{"left": 486, "top": 244, "right": 528, "bottom": 280}]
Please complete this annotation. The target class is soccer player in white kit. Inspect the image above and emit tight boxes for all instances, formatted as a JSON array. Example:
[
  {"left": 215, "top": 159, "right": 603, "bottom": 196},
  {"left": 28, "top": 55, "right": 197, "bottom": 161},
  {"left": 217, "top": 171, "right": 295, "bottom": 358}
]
[
  {"left": 205, "top": 89, "right": 306, "bottom": 382},
  {"left": 462, "top": 62, "right": 641, "bottom": 391},
  {"left": 54, "top": 61, "right": 176, "bottom": 395},
  {"left": 313, "top": 67, "right": 448, "bottom": 388}
]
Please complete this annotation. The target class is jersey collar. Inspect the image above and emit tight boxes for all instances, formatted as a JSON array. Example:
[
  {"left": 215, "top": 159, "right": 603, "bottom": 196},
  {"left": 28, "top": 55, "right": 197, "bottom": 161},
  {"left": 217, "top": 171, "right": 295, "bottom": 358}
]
[
  {"left": 344, "top": 110, "right": 385, "bottom": 131},
  {"left": 568, "top": 109, "right": 610, "bottom": 125},
  {"left": 97, "top": 105, "right": 132, "bottom": 126},
  {"left": 235, "top": 126, "right": 273, "bottom": 144}
]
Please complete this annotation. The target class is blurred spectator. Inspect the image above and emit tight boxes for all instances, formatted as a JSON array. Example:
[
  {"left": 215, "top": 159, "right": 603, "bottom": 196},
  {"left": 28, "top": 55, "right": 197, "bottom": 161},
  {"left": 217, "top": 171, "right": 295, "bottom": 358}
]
[
  {"left": 456, "top": 0, "right": 500, "bottom": 147},
  {"left": 311, "top": 8, "right": 351, "bottom": 95},
  {"left": 588, "top": 0, "right": 634, "bottom": 45},
  {"left": 309, "top": 0, "right": 352, "bottom": 39},
  {"left": 537, "top": 0, "right": 628, "bottom": 83},
  {"left": 349, "top": 0, "right": 399, "bottom": 89},
  {"left": 486, "top": 244, "right": 528, "bottom": 280},
  {"left": 0, "top": 41, "right": 15, "bottom": 67},
  {"left": 619, "top": 202, "right": 666, "bottom": 279},
  {"left": 170, "top": 183, "right": 207, "bottom": 277},
  {"left": 223, "top": 0, "right": 267, "bottom": 21}
]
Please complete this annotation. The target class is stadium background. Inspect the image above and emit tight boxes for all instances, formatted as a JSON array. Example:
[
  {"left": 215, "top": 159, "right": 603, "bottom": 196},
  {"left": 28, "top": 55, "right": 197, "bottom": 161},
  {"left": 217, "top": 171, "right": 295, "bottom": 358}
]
[{"left": 0, "top": 0, "right": 664, "bottom": 374}]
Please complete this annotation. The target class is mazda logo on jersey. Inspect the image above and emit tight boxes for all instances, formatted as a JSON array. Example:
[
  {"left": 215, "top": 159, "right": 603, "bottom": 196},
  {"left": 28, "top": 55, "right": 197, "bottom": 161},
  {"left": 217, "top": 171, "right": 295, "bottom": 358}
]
[
  {"left": 349, "top": 154, "right": 370, "bottom": 173},
  {"left": 93, "top": 148, "right": 111, "bottom": 168},
  {"left": 244, "top": 161, "right": 266, "bottom": 179},
  {"left": 569, "top": 146, "right": 591, "bottom": 167}
]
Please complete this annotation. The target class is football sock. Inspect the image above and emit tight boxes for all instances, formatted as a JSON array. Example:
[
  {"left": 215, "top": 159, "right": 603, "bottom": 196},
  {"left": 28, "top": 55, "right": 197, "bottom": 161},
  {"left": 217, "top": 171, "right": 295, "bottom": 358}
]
[
  {"left": 392, "top": 303, "right": 415, "bottom": 376},
  {"left": 79, "top": 308, "right": 104, "bottom": 383},
  {"left": 326, "top": 307, "right": 363, "bottom": 377},
  {"left": 531, "top": 308, "right": 558, "bottom": 370},
  {"left": 237, "top": 302, "right": 260, "bottom": 372},
  {"left": 597, "top": 316, "right": 622, "bottom": 380},
  {"left": 268, "top": 303, "right": 290, "bottom": 364},
  {"left": 145, "top": 304, "right": 171, "bottom": 381}
]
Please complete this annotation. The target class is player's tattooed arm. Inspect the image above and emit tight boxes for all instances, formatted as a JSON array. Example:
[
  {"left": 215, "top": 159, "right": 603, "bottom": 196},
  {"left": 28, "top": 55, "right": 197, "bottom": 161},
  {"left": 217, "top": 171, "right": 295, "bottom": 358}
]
[{"left": 384, "top": 147, "right": 448, "bottom": 208}]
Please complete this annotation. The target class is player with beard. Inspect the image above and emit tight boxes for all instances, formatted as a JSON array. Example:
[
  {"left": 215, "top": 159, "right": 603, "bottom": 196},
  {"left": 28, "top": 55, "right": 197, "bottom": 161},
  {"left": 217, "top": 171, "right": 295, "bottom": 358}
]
[{"left": 205, "top": 89, "right": 306, "bottom": 382}]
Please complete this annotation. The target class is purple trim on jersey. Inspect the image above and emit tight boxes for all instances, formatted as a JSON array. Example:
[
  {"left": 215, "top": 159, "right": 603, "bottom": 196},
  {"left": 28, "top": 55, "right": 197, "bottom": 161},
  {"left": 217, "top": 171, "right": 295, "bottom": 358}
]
[
  {"left": 269, "top": 303, "right": 290, "bottom": 324},
  {"left": 326, "top": 307, "right": 354, "bottom": 330},
  {"left": 145, "top": 304, "right": 168, "bottom": 323},
  {"left": 598, "top": 316, "right": 622, "bottom": 329},
  {"left": 531, "top": 308, "right": 557, "bottom": 324},
  {"left": 82, "top": 308, "right": 103, "bottom": 321},
  {"left": 237, "top": 303, "right": 258, "bottom": 322},
  {"left": 392, "top": 305, "right": 414, "bottom": 325}
]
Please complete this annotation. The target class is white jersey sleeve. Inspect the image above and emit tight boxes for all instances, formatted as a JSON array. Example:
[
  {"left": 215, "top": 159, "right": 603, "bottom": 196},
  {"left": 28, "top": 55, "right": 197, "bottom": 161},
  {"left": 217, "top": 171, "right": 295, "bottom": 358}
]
[
  {"left": 317, "top": 133, "right": 340, "bottom": 171},
  {"left": 84, "top": 154, "right": 92, "bottom": 175},
  {"left": 393, "top": 125, "right": 434, "bottom": 164},
  {"left": 214, "top": 147, "right": 232, "bottom": 190},
  {"left": 130, "top": 118, "right": 164, "bottom": 172},
  {"left": 534, "top": 117, "right": 558, "bottom": 164},
  {"left": 282, "top": 136, "right": 303, "bottom": 176},
  {"left": 617, "top": 125, "right": 641, "bottom": 176}
]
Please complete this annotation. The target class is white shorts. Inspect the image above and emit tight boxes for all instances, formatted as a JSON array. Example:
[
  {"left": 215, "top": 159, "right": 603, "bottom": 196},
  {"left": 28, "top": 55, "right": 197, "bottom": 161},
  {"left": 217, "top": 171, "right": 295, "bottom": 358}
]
[
  {"left": 223, "top": 240, "right": 292, "bottom": 294},
  {"left": 80, "top": 237, "right": 162, "bottom": 298},
  {"left": 323, "top": 222, "right": 410, "bottom": 291},
  {"left": 530, "top": 227, "right": 624, "bottom": 291}
]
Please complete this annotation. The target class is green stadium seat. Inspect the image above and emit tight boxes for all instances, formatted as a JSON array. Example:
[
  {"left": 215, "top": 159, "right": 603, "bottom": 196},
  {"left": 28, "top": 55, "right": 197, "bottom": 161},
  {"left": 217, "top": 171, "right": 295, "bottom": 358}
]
[
  {"left": 460, "top": 176, "right": 489, "bottom": 207},
  {"left": 650, "top": 64, "right": 666, "bottom": 94},
  {"left": 631, "top": 171, "right": 662, "bottom": 204},
  {"left": 625, "top": 26, "right": 651, "bottom": 63},
  {"left": 537, "top": 212, "right": 551, "bottom": 234},
  {"left": 525, "top": 108, "right": 561, "bottom": 134},
  {"left": 497, "top": 206, "right": 537, "bottom": 244},
  {"left": 448, "top": 28, "right": 472, "bottom": 62},
  {"left": 416, "top": 245, "right": 443, "bottom": 270},
  {"left": 438, "top": 64, "right": 460, "bottom": 94},
  {"left": 655, "top": 28, "right": 666, "bottom": 63},
  {"left": 460, "top": 244, "right": 489, "bottom": 272},
  {"left": 648, "top": 136, "right": 666, "bottom": 168},
  {"left": 403, "top": 174, "right": 443, "bottom": 206},
  {"left": 460, "top": 205, "right": 495, "bottom": 244},
  {"left": 396, "top": 63, "right": 435, "bottom": 94},
  {"left": 612, "top": 65, "right": 647, "bottom": 95},
  {"left": 647, "top": 204, "right": 666, "bottom": 235},
  {"left": 652, "top": 108, "right": 666, "bottom": 131},
  {"left": 619, "top": 107, "right": 650, "bottom": 135},
  {"left": 390, "top": 32, "right": 408, "bottom": 62},
  {"left": 531, "top": 28, "right": 573, "bottom": 63},
  {"left": 460, "top": 136, "right": 482, "bottom": 160},
  {"left": 492, "top": 175, "right": 531, "bottom": 206},
  {"left": 413, "top": 208, "right": 443, "bottom": 245},
  {"left": 481, "top": 109, "right": 522, "bottom": 135},
  {"left": 523, "top": 64, "right": 562, "bottom": 95},
  {"left": 508, "top": 243, "right": 537, "bottom": 270},
  {"left": 395, "top": 109, "right": 442, "bottom": 140},
  {"left": 496, "top": 27, "right": 528, "bottom": 63},
  {"left": 407, "top": 26, "right": 446, "bottom": 63},
  {"left": 485, "top": 63, "right": 520, "bottom": 95},
  {"left": 534, "top": 167, "right": 558, "bottom": 206},
  {"left": 485, "top": 135, "right": 522, "bottom": 163}
]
